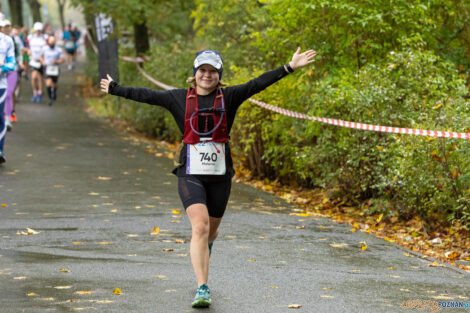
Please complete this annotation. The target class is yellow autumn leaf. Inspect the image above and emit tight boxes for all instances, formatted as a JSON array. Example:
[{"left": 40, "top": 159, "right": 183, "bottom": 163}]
[
  {"left": 360, "top": 242, "right": 367, "bottom": 251},
  {"left": 1, "top": 203, "right": 7, "bottom": 207},
  {"left": 174, "top": 238, "right": 185, "bottom": 244},
  {"left": 99, "top": 241, "right": 112, "bottom": 245},
  {"left": 288, "top": 304, "right": 302, "bottom": 309},
  {"left": 162, "top": 248, "right": 174, "bottom": 252},
  {"left": 14, "top": 276, "right": 27, "bottom": 280},
  {"left": 171, "top": 209, "right": 181, "bottom": 214},
  {"left": 27, "top": 292, "right": 37, "bottom": 296},
  {"left": 73, "top": 242, "right": 83, "bottom": 245},
  {"left": 433, "top": 103, "right": 442, "bottom": 109},
  {"left": 54, "top": 286, "right": 72, "bottom": 289},
  {"left": 113, "top": 288, "right": 122, "bottom": 295},
  {"left": 150, "top": 226, "right": 160, "bottom": 235},
  {"left": 350, "top": 227, "right": 357, "bottom": 232},
  {"left": 170, "top": 220, "right": 180, "bottom": 223},
  {"left": 388, "top": 266, "right": 394, "bottom": 270},
  {"left": 97, "top": 176, "right": 112, "bottom": 180},
  {"left": 247, "top": 259, "right": 257, "bottom": 262},
  {"left": 155, "top": 275, "right": 167, "bottom": 279},
  {"left": 376, "top": 214, "right": 383, "bottom": 223},
  {"left": 320, "top": 295, "right": 334, "bottom": 298},
  {"left": 59, "top": 268, "right": 70, "bottom": 273},
  {"left": 75, "top": 291, "right": 92, "bottom": 295}
]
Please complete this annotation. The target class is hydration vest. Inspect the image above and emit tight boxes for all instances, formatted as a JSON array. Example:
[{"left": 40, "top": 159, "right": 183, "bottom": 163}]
[{"left": 183, "top": 87, "right": 228, "bottom": 144}]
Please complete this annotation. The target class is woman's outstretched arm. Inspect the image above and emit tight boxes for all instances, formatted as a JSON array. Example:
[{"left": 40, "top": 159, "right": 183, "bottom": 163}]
[
  {"left": 100, "top": 74, "right": 175, "bottom": 108},
  {"left": 227, "top": 48, "right": 316, "bottom": 106}
]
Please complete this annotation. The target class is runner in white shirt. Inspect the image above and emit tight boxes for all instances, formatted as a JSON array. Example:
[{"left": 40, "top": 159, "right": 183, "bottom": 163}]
[
  {"left": 27, "top": 22, "right": 47, "bottom": 103},
  {"left": 40, "top": 36, "right": 64, "bottom": 106},
  {"left": 0, "top": 17, "right": 16, "bottom": 164}
]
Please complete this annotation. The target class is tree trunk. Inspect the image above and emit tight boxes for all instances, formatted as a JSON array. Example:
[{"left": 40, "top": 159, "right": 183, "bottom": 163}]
[
  {"left": 8, "top": 0, "right": 24, "bottom": 26},
  {"left": 26, "top": 0, "right": 42, "bottom": 22},
  {"left": 133, "top": 21, "right": 149, "bottom": 56},
  {"left": 57, "top": 0, "right": 66, "bottom": 29}
]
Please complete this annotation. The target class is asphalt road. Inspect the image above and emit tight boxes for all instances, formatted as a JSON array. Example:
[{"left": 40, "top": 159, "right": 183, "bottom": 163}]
[{"left": 0, "top": 62, "right": 468, "bottom": 313}]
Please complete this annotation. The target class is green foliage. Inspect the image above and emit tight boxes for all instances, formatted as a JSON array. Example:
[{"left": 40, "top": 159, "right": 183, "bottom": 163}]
[{"left": 81, "top": 0, "right": 470, "bottom": 227}]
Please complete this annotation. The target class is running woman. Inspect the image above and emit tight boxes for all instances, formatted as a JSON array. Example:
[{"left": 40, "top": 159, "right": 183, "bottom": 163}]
[
  {"left": 100, "top": 48, "right": 316, "bottom": 307},
  {"left": 1, "top": 20, "right": 21, "bottom": 131},
  {"left": 40, "top": 36, "right": 64, "bottom": 106},
  {"left": 27, "top": 22, "right": 47, "bottom": 103},
  {"left": 0, "top": 17, "right": 16, "bottom": 164},
  {"left": 11, "top": 25, "right": 25, "bottom": 123}
]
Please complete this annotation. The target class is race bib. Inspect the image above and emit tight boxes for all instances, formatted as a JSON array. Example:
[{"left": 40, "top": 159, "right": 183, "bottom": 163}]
[
  {"left": 186, "top": 141, "right": 226, "bottom": 175},
  {"left": 29, "top": 59, "right": 41, "bottom": 69},
  {"left": 46, "top": 65, "right": 59, "bottom": 76},
  {"left": 65, "top": 41, "right": 75, "bottom": 49}
]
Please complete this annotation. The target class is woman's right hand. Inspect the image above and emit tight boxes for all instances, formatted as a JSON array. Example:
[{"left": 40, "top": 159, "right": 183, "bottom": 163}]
[{"left": 100, "top": 74, "right": 113, "bottom": 93}]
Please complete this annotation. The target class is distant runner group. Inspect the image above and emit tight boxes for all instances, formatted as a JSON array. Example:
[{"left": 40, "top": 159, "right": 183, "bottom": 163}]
[{"left": 0, "top": 15, "right": 82, "bottom": 165}]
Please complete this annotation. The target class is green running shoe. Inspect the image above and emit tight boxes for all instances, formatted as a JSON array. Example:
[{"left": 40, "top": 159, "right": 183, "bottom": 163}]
[
  {"left": 209, "top": 242, "right": 213, "bottom": 257},
  {"left": 191, "top": 284, "right": 211, "bottom": 308}
]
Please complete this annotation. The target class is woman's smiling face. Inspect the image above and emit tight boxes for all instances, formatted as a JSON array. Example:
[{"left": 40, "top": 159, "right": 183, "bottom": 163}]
[{"left": 195, "top": 64, "right": 219, "bottom": 93}]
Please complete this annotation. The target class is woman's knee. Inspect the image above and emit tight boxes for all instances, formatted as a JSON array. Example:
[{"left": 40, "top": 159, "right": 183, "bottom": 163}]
[{"left": 192, "top": 220, "right": 209, "bottom": 238}]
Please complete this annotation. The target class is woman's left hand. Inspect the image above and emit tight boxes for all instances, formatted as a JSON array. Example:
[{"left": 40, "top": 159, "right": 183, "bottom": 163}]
[{"left": 289, "top": 47, "right": 316, "bottom": 70}]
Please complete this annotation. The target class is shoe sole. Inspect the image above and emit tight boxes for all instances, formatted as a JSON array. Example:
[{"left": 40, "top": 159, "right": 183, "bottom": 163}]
[{"left": 191, "top": 298, "right": 211, "bottom": 308}]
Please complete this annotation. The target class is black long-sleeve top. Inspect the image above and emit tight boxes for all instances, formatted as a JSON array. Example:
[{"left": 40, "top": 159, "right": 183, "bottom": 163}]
[{"left": 108, "top": 65, "right": 290, "bottom": 181}]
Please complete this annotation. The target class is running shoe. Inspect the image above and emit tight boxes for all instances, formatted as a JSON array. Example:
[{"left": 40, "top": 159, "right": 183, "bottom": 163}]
[
  {"left": 37, "top": 95, "right": 43, "bottom": 103},
  {"left": 191, "top": 284, "right": 211, "bottom": 308},
  {"left": 209, "top": 242, "right": 213, "bottom": 257},
  {"left": 5, "top": 116, "right": 12, "bottom": 131},
  {"left": 0, "top": 152, "right": 5, "bottom": 164},
  {"left": 31, "top": 95, "right": 37, "bottom": 102},
  {"left": 11, "top": 112, "right": 17, "bottom": 122}
]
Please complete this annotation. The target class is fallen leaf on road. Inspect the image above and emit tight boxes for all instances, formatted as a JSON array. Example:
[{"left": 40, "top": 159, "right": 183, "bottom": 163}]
[
  {"left": 162, "top": 248, "right": 174, "bottom": 252},
  {"left": 1, "top": 204, "right": 7, "bottom": 207},
  {"left": 75, "top": 291, "right": 92, "bottom": 295},
  {"left": 170, "top": 220, "right": 180, "bottom": 223},
  {"left": 89, "top": 300, "right": 113, "bottom": 304},
  {"left": 388, "top": 266, "right": 394, "bottom": 270},
  {"left": 110, "top": 209, "right": 118, "bottom": 213},
  {"left": 73, "top": 242, "right": 83, "bottom": 245},
  {"left": 17, "top": 228, "right": 40, "bottom": 235},
  {"left": 288, "top": 304, "right": 302, "bottom": 309},
  {"left": 174, "top": 238, "right": 185, "bottom": 243},
  {"left": 247, "top": 259, "right": 256, "bottom": 262},
  {"left": 320, "top": 295, "right": 334, "bottom": 298},
  {"left": 97, "top": 177, "right": 112, "bottom": 181},
  {"left": 329, "top": 243, "right": 348, "bottom": 248},
  {"left": 151, "top": 227, "right": 160, "bottom": 235},
  {"left": 126, "top": 234, "right": 139, "bottom": 238},
  {"left": 54, "top": 286, "right": 72, "bottom": 289},
  {"left": 400, "top": 289, "right": 410, "bottom": 292},
  {"left": 155, "top": 275, "right": 167, "bottom": 279},
  {"left": 360, "top": 242, "right": 368, "bottom": 251},
  {"left": 390, "top": 275, "right": 400, "bottom": 278},
  {"left": 323, "top": 287, "right": 332, "bottom": 290},
  {"left": 172, "top": 209, "right": 181, "bottom": 214},
  {"left": 99, "top": 241, "right": 112, "bottom": 245},
  {"left": 14, "top": 276, "right": 26, "bottom": 280},
  {"left": 27, "top": 292, "right": 36, "bottom": 296},
  {"left": 59, "top": 268, "right": 70, "bottom": 273},
  {"left": 40, "top": 297, "right": 55, "bottom": 301},
  {"left": 432, "top": 295, "right": 454, "bottom": 300},
  {"left": 113, "top": 288, "right": 122, "bottom": 295}
]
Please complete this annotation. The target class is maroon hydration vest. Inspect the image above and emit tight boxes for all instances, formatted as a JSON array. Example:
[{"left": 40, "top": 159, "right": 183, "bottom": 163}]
[{"left": 183, "top": 87, "right": 228, "bottom": 144}]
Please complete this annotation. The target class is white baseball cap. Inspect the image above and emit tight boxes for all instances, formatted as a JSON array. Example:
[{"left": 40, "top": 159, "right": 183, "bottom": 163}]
[{"left": 33, "top": 22, "right": 43, "bottom": 31}]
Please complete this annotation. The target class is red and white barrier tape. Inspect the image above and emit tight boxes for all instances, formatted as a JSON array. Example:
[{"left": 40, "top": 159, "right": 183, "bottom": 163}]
[{"left": 116, "top": 55, "right": 469, "bottom": 140}]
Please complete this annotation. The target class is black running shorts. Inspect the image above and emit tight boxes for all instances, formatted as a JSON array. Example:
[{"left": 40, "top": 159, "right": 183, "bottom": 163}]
[{"left": 177, "top": 176, "right": 232, "bottom": 218}]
